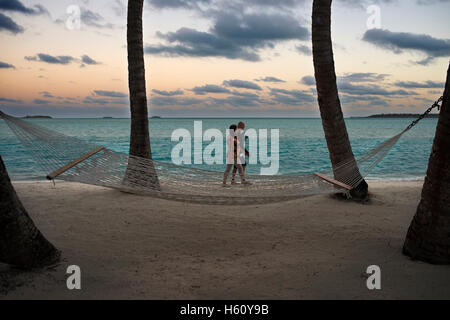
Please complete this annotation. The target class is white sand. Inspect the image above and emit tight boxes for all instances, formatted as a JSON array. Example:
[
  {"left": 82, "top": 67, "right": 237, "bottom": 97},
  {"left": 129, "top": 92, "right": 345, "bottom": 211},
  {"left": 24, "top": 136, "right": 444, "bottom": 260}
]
[{"left": 1, "top": 180, "right": 449, "bottom": 300}]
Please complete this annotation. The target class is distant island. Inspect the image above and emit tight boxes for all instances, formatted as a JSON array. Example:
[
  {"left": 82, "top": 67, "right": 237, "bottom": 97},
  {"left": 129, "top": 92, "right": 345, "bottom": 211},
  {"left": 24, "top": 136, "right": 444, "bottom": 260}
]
[
  {"left": 367, "top": 113, "right": 439, "bottom": 119},
  {"left": 103, "top": 117, "right": 113, "bottom": 119},
  {"left": 349, "top": 113, "right": 439, "bottom": 119},
  {"left": 22, "top": 115, "right": 52, "bottom": 119},
  {"left": 150, "top": 116, "right": 162, "bottom": 119}
]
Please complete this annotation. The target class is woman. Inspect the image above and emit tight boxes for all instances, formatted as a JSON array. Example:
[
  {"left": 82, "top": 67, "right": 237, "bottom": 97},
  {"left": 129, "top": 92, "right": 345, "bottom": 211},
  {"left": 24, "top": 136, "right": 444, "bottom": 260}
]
[{"left": 231, "top": 121, "right": 250, "bottom": 184}]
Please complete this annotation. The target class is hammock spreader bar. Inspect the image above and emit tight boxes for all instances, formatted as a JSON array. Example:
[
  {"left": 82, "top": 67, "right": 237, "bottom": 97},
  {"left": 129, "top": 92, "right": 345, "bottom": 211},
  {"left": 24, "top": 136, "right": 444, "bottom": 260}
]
[
  {"left": 46, "top": 146, "right": 105, "bottom": 180},
  {"left": 314, "top": 172, "right": 353, "bottom": 191}
]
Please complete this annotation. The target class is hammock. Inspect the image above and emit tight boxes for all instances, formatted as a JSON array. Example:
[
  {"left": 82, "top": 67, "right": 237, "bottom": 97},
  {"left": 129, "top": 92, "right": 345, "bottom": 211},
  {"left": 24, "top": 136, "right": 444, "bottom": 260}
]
[{"left": 0, "top": 98, "right": 442, "bottom": 205}]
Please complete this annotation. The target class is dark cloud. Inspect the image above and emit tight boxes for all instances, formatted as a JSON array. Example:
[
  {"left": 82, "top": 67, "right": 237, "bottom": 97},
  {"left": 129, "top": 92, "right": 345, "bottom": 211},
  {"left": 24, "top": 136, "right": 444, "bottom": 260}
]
[
  {"left": 230, "top": 91, "right": 260, "bottom": 99},
  {"left": 150, "top": 96, "right": 204, "bottom": 106},
  {"left": 212, "top": 12, "right": 309, "bottom": 44},
  {"left": 152, "top": 89, "right": 184, "bottom": 96},
  {"left": 362, "top": 29, "right": 450, "bottom": 65},
  {"left": 33, "top": 99, "right": 51, "bottom": 104},
  {"left": 0, "top": 0, "right": 48, "bottom": 15},
  {"left": 268, "top": 88, "right": 315, "bottom": 106},
  {"left": 338, "top": 81, "right": 417, "bottom": 96},
  {"left": 340, "top": 94, "right": 390, "bottom": 107},
  {"left": 296, "top": 44, "right": 312, "bottom": 56},
  {"left": 25, "top": 53, "right": 76, "bottom": 65},
  {"left": 300, "top": 75, "right": 315, "bottom": 86},
  {"left": 146, "top": 28, "right": 260, "bottom": 61},
  {"left": 394, "top": 80, "right": 444, "bottom": 89},
  {"left": 302, "top": 72, "right": 415, "bottom": 108},
  {"left": 83, "top": 95, "right": 128, "bottom": 105},
  {"left": 94, "top": 90, "right": 128, "bottom": 98},
  {"left": 0, "top": 61, "right": 14, "bottom": 68},
  {"left": 81, "top": 55, "right": 100, "bottom": 65},
  {"left": 146, "top": 12, "right": 309, "bottom": 61},
  {"left": 25, "top": 54, "right": 100, "bottom": 67},
  {"left": 0, "top": 0, "right": 34, "bottom": 13},
  {"left": 210, "top": 95, "right": 262, "bottom": 107},
  {"left": 339, "top": 73, "right": 390, "bottom": 82},
  {"left": 301, "top": 73, "right": 400, "bottom": 97},
  {"left": 256, "top": 76, "right": 285, "bottom": 83},
  {"left": 0, "top": 96, "right": 22, "bottom": 103},
  {"left": 191, "top": 84, "right": 231, "bottom": 95},
  {"left": 83, "top": 96, "right": 109, "bottom": 105},
  {"left": 223, "top": 79, "right": 262, "bottom": 90},
  {"left": 39, "top": 91, "right": 53, "bottom": 98},
  {"left": 0, "top": 12, "right": 23, "bottom": 33},
  {"left": 81, "top": 8, "right": 114, "bottom": 29}
]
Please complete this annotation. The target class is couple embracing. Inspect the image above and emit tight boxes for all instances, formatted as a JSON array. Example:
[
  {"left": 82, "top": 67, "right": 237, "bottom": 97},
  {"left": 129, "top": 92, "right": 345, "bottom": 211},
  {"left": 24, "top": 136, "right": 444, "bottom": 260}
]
[{"left": 223, "top": 121, "right": 251, "bottom": 186}]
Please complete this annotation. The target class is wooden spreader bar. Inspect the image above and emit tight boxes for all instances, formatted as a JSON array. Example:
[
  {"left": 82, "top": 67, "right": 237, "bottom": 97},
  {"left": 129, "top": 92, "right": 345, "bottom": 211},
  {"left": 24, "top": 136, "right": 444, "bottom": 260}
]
[
  {"left": 314, "top": 172, "right": 353, "bottom": 191},
  {"left": 46, "top": 146, "right": 105, "bottom": 180}
]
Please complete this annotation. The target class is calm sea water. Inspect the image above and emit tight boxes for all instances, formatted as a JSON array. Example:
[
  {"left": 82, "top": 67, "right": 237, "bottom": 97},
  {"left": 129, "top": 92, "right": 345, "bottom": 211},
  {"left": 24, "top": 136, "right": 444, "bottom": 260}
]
[{"left": 0, "top": 117, "right": 438, "bottom": 181}]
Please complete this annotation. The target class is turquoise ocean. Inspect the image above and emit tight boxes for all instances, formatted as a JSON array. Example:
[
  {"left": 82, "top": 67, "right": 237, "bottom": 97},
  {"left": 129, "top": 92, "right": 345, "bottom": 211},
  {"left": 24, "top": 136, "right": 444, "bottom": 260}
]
[{"left": 0, "top": 117, "right": 438, "bottom": 181}]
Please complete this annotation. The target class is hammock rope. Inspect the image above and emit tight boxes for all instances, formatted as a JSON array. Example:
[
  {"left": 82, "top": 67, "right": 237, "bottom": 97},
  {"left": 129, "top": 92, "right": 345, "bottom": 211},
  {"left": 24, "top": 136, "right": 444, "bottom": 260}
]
[{"left": 0, "top": 97, "right": 442, "bottom": 205}]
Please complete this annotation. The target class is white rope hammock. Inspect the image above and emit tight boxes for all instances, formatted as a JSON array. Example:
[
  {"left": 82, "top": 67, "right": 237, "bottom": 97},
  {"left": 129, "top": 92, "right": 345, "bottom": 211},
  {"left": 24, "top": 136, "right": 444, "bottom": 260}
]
[{"left": 0, "top": 98, "right": 442, "bottom": 205}]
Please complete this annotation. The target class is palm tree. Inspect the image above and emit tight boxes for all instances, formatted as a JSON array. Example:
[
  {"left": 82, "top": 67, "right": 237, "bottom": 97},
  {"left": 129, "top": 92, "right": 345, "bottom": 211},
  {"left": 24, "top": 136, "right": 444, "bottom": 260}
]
[
  {"left": 312, "top": 0, "right": 368, "bottom": 199},
  {"left": 0, "top": 156, "right": 60, "bottom": 268},
  {"left": 126, "top": 0, "right": 160, "bottom": 190},
  {"left": 403, "top": 64, "right": 450, "bottom": 264}
]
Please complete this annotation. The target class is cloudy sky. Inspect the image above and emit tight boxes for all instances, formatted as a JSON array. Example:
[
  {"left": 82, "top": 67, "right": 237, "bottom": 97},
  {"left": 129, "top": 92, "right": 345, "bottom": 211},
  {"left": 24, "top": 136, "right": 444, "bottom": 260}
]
[{"left": 0, "top": 0, "right": 449, "bottom": 117}]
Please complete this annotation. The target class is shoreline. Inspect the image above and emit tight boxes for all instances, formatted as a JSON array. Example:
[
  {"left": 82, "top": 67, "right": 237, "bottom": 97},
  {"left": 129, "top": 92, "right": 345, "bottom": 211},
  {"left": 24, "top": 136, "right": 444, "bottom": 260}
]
[
  {"left": 2, "top": 179, "right": 449, "bottom": 299},
  {"left": 11, "top": 176, "right": 426, "bottom": 184}
]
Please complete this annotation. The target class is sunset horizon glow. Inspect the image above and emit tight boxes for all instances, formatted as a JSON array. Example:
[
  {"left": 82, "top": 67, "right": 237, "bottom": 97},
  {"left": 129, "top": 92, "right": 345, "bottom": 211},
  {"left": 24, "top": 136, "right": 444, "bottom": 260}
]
[{"left": 1, "top": 0, "right": 449, "bottom": 118}]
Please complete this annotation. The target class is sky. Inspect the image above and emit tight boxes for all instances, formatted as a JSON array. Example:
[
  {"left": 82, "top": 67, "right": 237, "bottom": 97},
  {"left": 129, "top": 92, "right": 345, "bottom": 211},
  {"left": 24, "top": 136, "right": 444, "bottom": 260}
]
[{"left": 0, "top": 0, "right": 449, "bottom": 118}]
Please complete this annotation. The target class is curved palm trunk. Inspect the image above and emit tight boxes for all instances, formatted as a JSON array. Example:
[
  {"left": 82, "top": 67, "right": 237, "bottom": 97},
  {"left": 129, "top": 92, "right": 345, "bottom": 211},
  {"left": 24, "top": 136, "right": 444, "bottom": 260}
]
[
  {"left": 312, "top": 0, "right": 368, "bottom": 199},
  {"left": 403, "top": 64, "right": 450, "bottom": 264},
  {"left": 126, "top": 0, "right": 160, "bottom": 190},
  {"left": 0, "top": 156, "right": 60, "bottom": 268}
]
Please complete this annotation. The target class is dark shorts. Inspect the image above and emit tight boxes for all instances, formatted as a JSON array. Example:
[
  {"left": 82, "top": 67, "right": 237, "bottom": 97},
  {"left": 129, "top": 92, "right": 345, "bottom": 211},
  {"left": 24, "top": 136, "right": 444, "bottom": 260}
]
[{"left": 234, "top": 162, "right": 246, "bottom": 169}]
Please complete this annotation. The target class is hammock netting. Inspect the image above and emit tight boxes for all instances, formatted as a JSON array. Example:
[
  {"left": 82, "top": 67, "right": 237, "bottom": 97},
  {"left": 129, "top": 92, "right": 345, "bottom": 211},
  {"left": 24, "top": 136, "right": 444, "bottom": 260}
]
[{"left": 0, "top": 101, "right": 440, "bottom": 205}]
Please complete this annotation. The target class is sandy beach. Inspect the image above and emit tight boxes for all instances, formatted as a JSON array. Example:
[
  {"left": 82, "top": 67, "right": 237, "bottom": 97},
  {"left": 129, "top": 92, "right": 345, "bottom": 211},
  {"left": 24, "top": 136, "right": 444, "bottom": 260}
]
[{"left": 1, "top": 179, "right": 449, "bottom": 300}]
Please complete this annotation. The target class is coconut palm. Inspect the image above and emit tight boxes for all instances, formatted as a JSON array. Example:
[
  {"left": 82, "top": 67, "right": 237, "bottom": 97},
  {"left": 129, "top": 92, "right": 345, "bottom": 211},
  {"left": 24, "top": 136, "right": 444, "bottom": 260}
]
[
  {"left": 312, "top": 0, "right": 368, "bottom": 199},
  {"left": 126, "top": 0, "right": 160, "bottom": 190},
  {"left": 0, "top": 156, "right": 60, "bottom": 268},
  {"left": 403, "top": 64, "right": 450, "bottom": 264}
]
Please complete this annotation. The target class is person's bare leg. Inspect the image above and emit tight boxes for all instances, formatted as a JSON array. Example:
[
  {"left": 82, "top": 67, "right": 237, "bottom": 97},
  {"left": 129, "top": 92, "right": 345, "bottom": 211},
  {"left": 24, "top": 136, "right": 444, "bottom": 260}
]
[
  {"left": 237, "top": 165, "right": 251, "bottom": 185},
  {"left": 231, "top": 167, "right": 237, "bottom": 184},
  {"left": 223, "top": 164, "right": 232, "bottom": 185}
]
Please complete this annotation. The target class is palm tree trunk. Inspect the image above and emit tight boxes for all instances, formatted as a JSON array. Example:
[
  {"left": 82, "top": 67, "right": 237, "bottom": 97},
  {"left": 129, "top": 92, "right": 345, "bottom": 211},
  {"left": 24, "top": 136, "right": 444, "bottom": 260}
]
[
  {"left": 403, "top": 64, "right": 450, "bottom": 264},
  {"left": 126, "top": 0, "right": 160, "bottom": 190},
  {"left": 0, "top": 156, "right": 60, "bottom": 268},
  {"left": 312, "top": 0, "right": 368, "bottom": 199}
]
